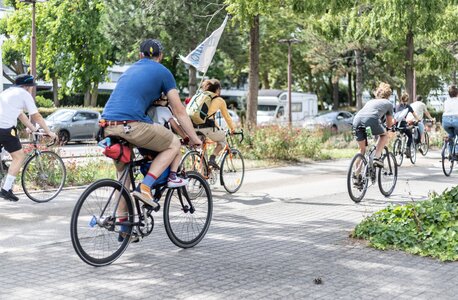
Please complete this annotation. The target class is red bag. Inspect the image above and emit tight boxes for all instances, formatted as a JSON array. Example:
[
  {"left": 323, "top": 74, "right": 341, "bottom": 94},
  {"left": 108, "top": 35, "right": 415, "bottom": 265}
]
[{"left": 103, "top": 143, "right": 131, "bottom": 164}]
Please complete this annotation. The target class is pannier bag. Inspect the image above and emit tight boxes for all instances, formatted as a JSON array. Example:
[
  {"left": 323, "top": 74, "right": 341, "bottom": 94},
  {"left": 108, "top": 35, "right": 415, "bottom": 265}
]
[{"left": 103, "top": 143, "right": 131, "bottom": 164}]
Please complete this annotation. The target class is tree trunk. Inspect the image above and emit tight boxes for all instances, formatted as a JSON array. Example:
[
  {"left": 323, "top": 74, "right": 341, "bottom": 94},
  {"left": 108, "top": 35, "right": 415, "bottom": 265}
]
[
  {"left": 90, "top": 82, "right": 99, "bottom": 107},
  {"left": 353, "top": 73, "right": 357, "bottom": 106},
  {"left": 405, "top": 29, "right": 415, "bottom": 103},
  {"left": 84, "top": 88, "right": 91, "bottom": 107},
  {"left": 347, "top": 71, "right": 352, "bottom": 107},
  {"left": 262, "top": 71, "right": 270, "bottom": 89},
  {"left": 246, "top": 15, "right": 260, "bottom": 129},
  {"left": 52, "top": 76, "right": 59, "bottom": 107},
  {"left": 332, "top": 74, "right": 339, "bottom": 110},
  {"left": 188, "top": 66, "right": 197, "bottom": 97},
  {"left": 355, "top": 49, "right": 363, "bottom": 110}
]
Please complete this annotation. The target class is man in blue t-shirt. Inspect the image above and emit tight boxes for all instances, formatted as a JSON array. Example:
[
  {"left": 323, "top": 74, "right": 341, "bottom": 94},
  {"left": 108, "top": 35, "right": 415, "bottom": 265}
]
[{"left": 102, "top": 39, "right": 201, "bottom": 209}]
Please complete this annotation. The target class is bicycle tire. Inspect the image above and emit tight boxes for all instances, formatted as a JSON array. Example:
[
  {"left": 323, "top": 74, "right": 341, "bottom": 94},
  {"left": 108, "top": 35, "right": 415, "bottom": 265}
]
[
  {"left": 220, "top": 148, "right": 245, "bottom": 193},
  {"left": 0, "top": 159, "right": 9, "bottom": 182},
  {"left": 409, "top": 142, "right": 417, "bottom": 164},
  {"left": 378, "top": 151, "right": 398, "bottom": 196},
  {"left": 70, "top": 179, "right": 133, "bottom": 267},
  {"left": 163, "top": 171, "right": 212, "bottom": 248},
  {"left": 441, "top": 141, "right": 454, "bottom": 177},
  {"left": 347, "top": 153, "right": 369, "bottom": 203},
  {"left": 21, "top": 151, "right": 66, "bottom": 203},
  {"left": 179, "top": 150, "right": 208, "bottom": 177},
  {"left": 393, "top": 138, "right": 403, "bottom": 167},
  {"left": 420, "top": 132, "right": 429, "bottom": 156}
]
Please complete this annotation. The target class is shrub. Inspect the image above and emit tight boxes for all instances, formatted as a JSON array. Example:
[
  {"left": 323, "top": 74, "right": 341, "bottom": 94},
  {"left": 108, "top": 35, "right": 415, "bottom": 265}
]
[
  {"left": 35, "top": 95, "right": 54, "bottom": 108},
  {"left": 352, "top": 186, "right": 458, "bottom": 261},
  {"left": 238, "top": 126, "right": 322, "bottom": 161}
]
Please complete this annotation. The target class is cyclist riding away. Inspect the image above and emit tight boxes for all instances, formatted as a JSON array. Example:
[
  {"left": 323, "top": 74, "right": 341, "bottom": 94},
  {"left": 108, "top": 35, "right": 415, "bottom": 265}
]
[
  {"left": 394, "top": 93, "right": 420, "bottom": 158},
  {"left": 406, "top": 95, "right": 434, "bottom": 145},
  {"left": 186, "top": 79, "right": 235, "bottom": 169},
  {"left": 442, "top": 85, "right": 458, "bottom": 154},
  {"left": 101, "top": 39, "right": 202, "bottom": 209},
  {"left": 352, "top": 82, "right": 395, "bottom": 168},
  {"left": 0, "top": 74, "right": 57, "bottom": 201}
]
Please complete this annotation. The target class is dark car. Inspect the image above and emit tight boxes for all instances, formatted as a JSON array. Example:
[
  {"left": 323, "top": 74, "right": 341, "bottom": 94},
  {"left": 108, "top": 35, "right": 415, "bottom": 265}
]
[
  {"left": 303, "top": 111, "right": 354, "bottom": 133},
  {"left": 45, "top": 109, "right": 100, "bottom": 144}
]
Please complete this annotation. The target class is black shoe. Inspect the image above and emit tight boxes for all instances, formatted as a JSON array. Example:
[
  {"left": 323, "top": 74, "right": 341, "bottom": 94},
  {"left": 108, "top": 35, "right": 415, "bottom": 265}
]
[
  {"left": 1, "top": 189, "right": 19, "bottom": 202},
  {"left": 405, "top": 148, "right": 411, "bottom": 158},
  {"left": 208, "top": 159, "right": 219, "bottom": 169},
  {"left": 373, "top": 158, "right": 384, "bottom": 168}
]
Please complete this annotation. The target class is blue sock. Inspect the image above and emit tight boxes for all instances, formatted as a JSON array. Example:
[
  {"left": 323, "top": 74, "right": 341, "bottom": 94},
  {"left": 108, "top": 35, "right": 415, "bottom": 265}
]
[{"left": 142, "top": 172, "right": 157, "bottom": 187}]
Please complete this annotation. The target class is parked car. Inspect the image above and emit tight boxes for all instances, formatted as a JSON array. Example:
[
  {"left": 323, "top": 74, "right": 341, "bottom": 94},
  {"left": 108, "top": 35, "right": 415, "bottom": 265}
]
[
  {"left": 213, "top": 109, "right": 241, "bottom": 130},
  {"left": 303, "top": 111, "right": 354, "bottom": 133},
  {"left": 45, "top": 109, "right": 100, "bottom": 144}
]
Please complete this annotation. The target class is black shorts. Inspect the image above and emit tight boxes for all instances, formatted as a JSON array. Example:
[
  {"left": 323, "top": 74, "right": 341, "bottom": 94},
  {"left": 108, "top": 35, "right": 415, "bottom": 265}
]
[
  {"left": 0, "top": 127, "right": 22, "bottom": 153},
  {"left": 353, "top": 117, "right": 386, "bottom": 142}
]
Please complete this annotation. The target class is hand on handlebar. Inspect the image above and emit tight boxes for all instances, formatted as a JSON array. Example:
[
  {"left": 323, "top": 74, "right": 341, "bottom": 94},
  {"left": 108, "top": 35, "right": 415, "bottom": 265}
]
[{"left": 189, "top": 136, "right": 202, "bottom": 148}]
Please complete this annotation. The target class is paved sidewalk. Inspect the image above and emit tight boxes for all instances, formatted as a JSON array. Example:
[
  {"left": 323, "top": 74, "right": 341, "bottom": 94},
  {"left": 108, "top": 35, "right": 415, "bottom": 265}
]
[{"left": 0, "top": 151, "right": 456, "bottom": 299}]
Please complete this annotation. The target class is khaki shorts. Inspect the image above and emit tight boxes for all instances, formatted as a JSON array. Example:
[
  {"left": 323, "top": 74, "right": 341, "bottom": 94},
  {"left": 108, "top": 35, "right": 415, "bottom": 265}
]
[
  {"left": 104, "top": 122, "right": 174, "bottom": 152},
  {"left": 197, "top": 127, "right": 226, "bottom": 146}
]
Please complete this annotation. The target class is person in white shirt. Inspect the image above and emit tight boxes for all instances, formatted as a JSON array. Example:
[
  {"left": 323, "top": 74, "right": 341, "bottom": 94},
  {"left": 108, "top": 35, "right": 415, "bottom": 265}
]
[
  {"left": 442, "top": 85, "right": 458, "bottom": 149},
  {"left": 406, "top": 95, "right": 434, "bottom": 144},
  {"left": 0, "top": 74, "right": 57, "bottom": 201}
]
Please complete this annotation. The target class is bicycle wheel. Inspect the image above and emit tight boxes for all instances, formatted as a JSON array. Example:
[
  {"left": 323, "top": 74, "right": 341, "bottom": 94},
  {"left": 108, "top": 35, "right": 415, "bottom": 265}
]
[
  {"left": 409, "top": 142, "right": 417, "bottom": 164},
  {"left": 347, "top": 153, "right": 369, "bottom": 203},
  {"left": 163, "top": 171, "right": 212, "bottom": 248},
  {"left": 419, "top": 132, "right": 429, "bottom": 156},
  {"left": 179, "top": 150, "right": 208, "bottom": 177},
  {"left": 393, "top": 138, "right": 403, "bottom": 167},
  {"left": 70, "top": 179, "right": 134, "bottom": 267},
  {"left": 21, "top": 151, "right": 66, "bottom": 203},
  {"left": 378, "top": 151, "right": 398, "bottom": 196},
  {"left": 220, "top": 148, "right": 245, "bottom": 193},
  {"left": 441, "top": 141, "right": 454, "bottom": 176}
]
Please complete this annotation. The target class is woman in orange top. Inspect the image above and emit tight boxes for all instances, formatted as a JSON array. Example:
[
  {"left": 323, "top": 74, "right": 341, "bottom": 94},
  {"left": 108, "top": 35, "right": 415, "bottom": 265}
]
[{"left": 197, "top": 79, "right": 235, "bottom": 168}]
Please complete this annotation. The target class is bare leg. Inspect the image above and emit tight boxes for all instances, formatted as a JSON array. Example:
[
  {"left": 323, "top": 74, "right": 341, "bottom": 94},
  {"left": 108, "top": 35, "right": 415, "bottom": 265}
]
[
  {"left": 375, "top": 134, "right": 388, "bottom": 158},
  {"left": 148, "top": 137, "right": 180, "bottom": 175},
  {"left": 7, "top": 149, "right": 25, "bottom": 176}
]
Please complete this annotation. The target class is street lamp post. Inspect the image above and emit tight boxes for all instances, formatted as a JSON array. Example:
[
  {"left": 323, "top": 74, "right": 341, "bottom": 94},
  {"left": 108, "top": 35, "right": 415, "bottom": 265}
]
[
  {"left": 20, "top": 0, "right": 45, "bottom": 98},
  {"left": 279, "top": 38, "right": 300, "bottom": 127}
]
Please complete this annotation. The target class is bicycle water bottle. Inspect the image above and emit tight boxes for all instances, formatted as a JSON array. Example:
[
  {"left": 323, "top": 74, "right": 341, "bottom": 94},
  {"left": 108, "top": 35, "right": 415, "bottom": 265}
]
[{"left": 365, "top": 126, "right": 373, "bottom": 139}]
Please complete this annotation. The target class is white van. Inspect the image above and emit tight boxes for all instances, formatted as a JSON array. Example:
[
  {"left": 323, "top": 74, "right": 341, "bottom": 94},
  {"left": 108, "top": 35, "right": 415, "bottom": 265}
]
[{"left": 257, "top": 89, "right": 318, "bottom": 126}]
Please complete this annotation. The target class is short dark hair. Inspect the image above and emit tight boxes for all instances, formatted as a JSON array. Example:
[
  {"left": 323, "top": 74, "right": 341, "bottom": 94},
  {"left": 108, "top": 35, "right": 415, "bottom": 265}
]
[
  {"left": 449, "top": 85, "right": 458, "bottom": 98},
  {"left": 416, "top": 95, "right": 423, "bottom": 102}
]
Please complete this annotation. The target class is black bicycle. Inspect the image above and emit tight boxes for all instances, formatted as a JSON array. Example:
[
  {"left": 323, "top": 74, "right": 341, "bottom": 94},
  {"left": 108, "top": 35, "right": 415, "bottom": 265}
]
[
  {"left": 347, "top": 126, "right": 398, "bottom": 203},
  {"left": 70, "top": 139, "right": 213, "bottom": 267},
  {"left": 441, "top": 135, "right": 458, "bottom": 176}
]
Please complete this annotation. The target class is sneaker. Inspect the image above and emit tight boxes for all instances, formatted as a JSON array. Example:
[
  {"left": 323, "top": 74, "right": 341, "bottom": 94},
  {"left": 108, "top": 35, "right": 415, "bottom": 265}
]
[
  {"left": 118, "top": 226, "right": 140, "bottom": 243},
  {"left": 373, "top": 158, "right": 384, "bottom": 168},
  {"left": 1, "top": 189, "right": 19, "bottom": 202},
  {"left": 167, "top": 176, "right": 189, "bottom": 188},
  {"left": 132, "top": 189, "right": 159, "bottom": 209}
]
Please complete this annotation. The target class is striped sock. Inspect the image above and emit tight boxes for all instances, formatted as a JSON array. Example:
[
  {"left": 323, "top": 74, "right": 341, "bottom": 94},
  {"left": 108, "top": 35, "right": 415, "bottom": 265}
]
[{"left": 142, "top": 172, "right": 157, "bottom": 187}]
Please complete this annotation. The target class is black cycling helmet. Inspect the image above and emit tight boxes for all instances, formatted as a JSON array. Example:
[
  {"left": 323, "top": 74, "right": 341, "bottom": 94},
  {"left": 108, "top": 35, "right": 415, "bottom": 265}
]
[
  {"left": 140, "top": 39, "right": 163, "bottom": 57},
  {"left": 14, "top": 74, "right": 37, "bottom": 86}
]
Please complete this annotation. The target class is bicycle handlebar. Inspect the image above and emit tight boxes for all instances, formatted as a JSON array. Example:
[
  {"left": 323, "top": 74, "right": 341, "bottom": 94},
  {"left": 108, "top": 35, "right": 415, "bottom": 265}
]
[{"left": 31, "top": 131, "right": 58, "bottom": 147}]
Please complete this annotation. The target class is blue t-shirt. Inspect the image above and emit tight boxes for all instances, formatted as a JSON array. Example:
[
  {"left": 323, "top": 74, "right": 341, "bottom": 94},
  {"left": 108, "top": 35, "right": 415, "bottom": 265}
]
[{"left": 102, "top": 58, "right": 176, "bottom": 123}]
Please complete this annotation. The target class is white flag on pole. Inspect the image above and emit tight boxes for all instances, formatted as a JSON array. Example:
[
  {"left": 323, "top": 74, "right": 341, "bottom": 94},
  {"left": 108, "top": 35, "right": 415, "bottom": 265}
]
[{"left": 180, "top": 15, "right": 228, "bottom": 73}]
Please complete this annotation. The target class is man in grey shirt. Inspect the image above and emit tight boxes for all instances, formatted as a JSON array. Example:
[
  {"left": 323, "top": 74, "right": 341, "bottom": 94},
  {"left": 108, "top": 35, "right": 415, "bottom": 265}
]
[{"left": 352, "top": 82, "right": 395, "bottom": 167}]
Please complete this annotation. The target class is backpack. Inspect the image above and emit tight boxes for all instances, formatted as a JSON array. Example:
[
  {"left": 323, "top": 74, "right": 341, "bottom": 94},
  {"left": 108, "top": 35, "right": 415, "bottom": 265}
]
[
  {"left": 394, "top": 107, "right": 409, "bottom": 123},
  {"left": 186, "top": 90, "right": 218, "bottom": 126}
]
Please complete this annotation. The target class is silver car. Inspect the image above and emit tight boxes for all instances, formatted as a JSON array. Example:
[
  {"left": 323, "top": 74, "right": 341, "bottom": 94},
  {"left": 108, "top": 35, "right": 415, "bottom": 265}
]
[
  {"left": 45, "top": 109, "right": 100, "bottom": 144},
  {"left": 303, "top": 111, "right": 354, "bottom": 133}
]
